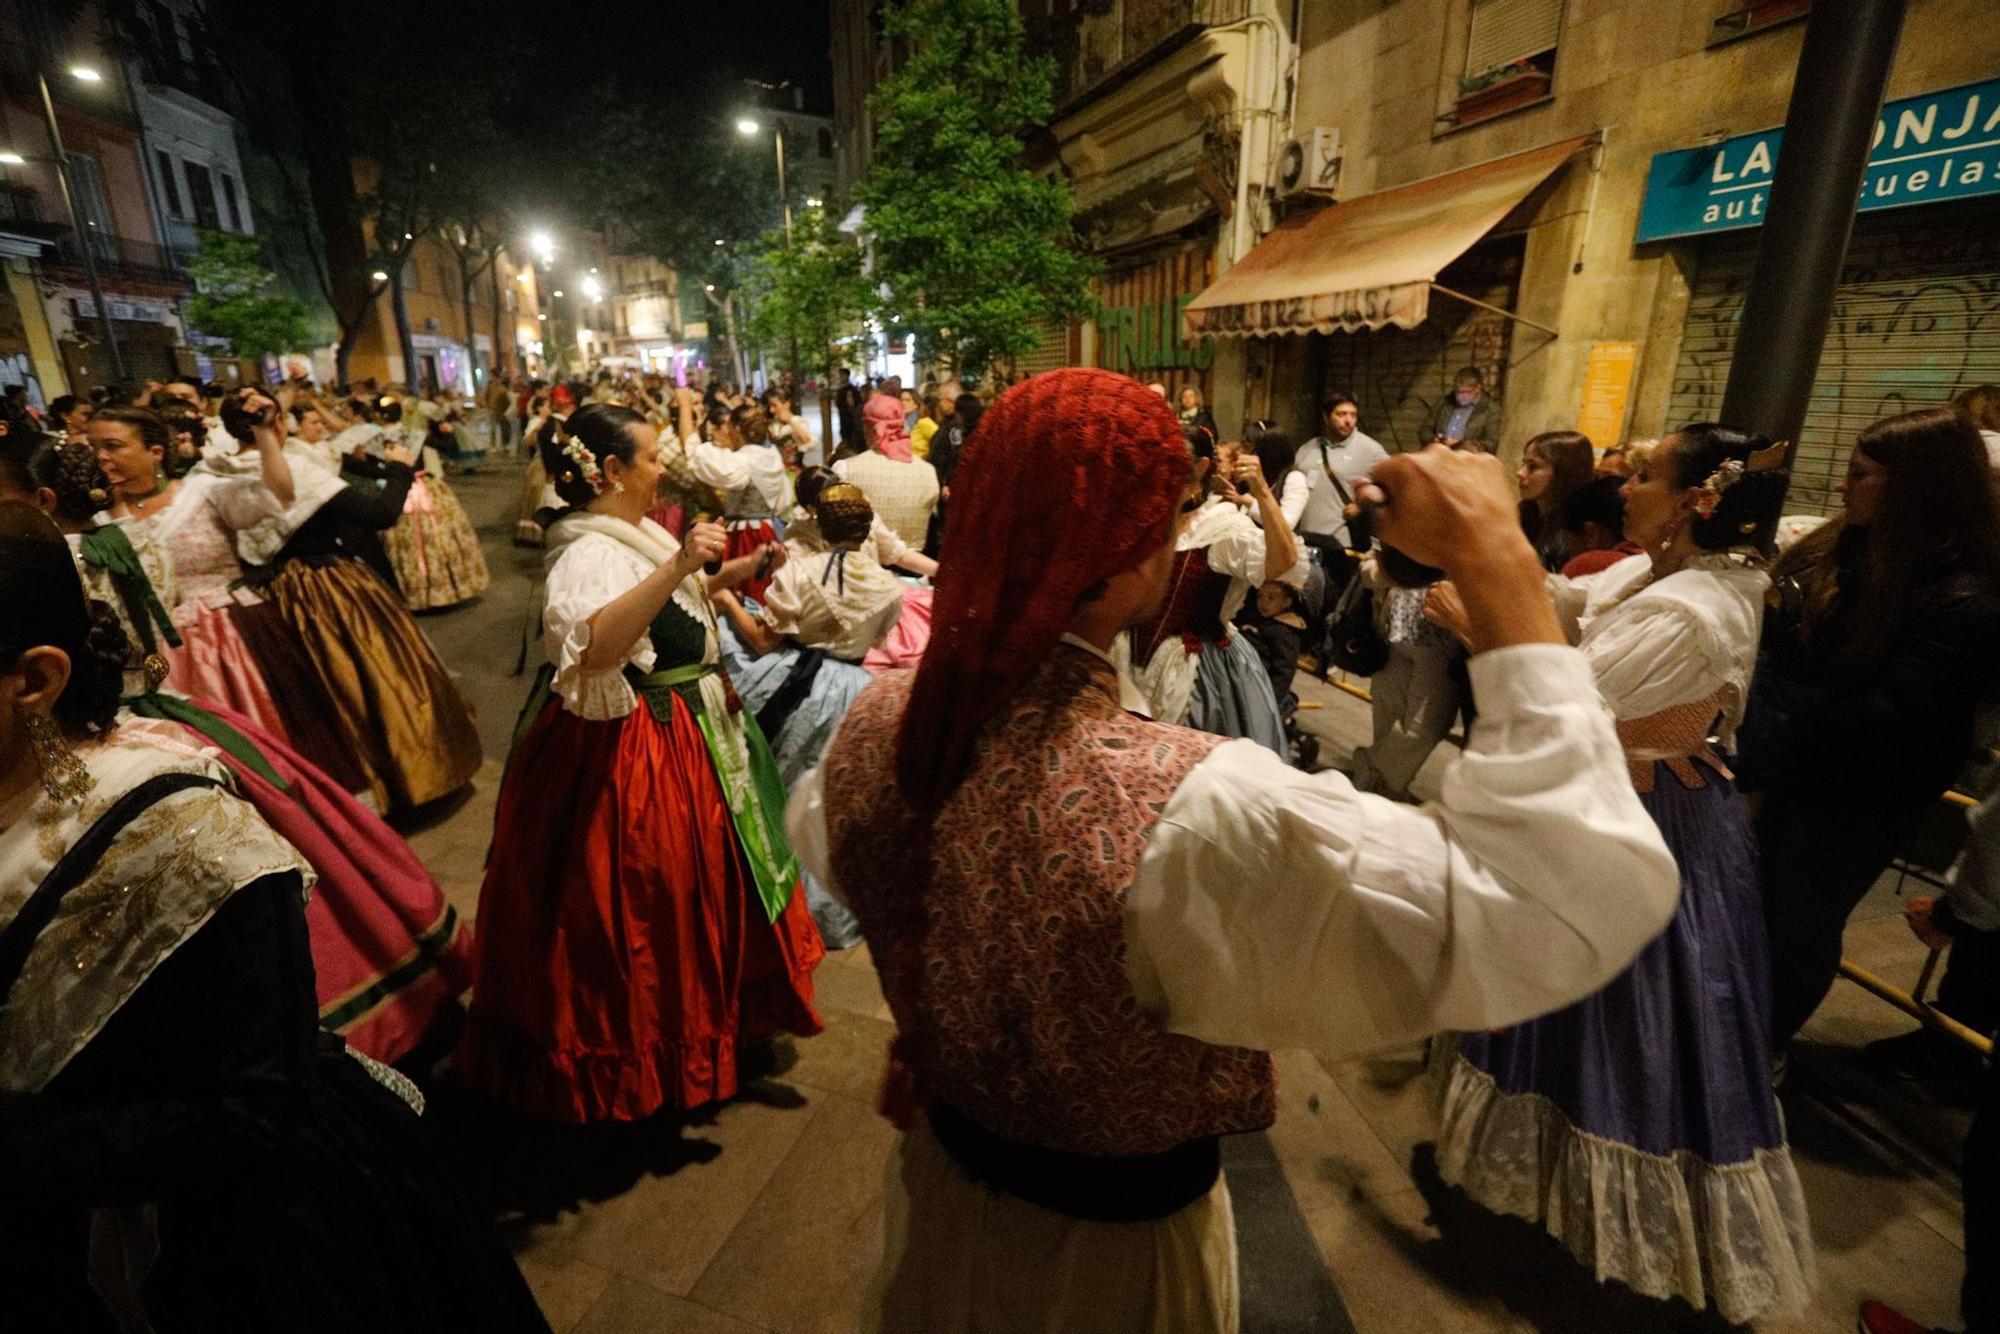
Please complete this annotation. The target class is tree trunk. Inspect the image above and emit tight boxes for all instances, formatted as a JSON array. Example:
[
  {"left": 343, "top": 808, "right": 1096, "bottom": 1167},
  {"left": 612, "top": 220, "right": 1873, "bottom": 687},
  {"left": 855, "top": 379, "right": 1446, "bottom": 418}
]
[
  {"left": 389, "top": 266, "right": 418, "bottom": 391},
  {"left": 489, "top": 250, "right": 506, "bottom": 377}
]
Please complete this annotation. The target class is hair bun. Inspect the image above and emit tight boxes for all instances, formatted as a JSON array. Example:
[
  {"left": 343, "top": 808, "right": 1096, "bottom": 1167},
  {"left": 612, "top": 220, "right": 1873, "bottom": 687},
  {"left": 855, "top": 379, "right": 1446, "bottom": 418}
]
[{"left": 62, "top": 598, "right": 131, "bottom": 734}]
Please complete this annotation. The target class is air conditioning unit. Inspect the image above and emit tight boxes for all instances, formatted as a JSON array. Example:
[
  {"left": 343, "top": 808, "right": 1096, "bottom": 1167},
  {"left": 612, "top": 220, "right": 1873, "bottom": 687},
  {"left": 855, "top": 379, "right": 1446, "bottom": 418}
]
[{"left": 1274, "top": 127, "right": 1341, "bottom": 201}]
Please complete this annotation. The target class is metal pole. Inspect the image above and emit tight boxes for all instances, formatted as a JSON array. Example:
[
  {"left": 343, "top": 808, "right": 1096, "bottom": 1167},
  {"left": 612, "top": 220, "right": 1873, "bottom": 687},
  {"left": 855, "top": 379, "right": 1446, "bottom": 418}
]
[
  {"left": 38, "top": 69, "right": 124, "bottom": 381},
  {"left": 1717, "top": 0, "right": 1905, "bottom": 514},
  {"left": 775, "top": 124, "right": 792, "bottom": 248}
]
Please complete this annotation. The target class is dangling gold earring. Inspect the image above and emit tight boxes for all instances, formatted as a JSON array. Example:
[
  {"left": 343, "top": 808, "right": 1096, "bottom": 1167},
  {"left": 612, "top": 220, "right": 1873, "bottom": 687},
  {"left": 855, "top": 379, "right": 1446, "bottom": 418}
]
[{"left": 25, "top": 712, "right": 92, "bottom": 804}]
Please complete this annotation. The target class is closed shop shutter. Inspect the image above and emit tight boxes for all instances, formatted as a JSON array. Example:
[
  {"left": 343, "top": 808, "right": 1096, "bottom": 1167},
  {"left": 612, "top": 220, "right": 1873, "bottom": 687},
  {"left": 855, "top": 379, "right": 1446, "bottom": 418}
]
[
  {"left": 1465, "top": 0, "right": 1563, "bottom": 78},
  {"left": 1667, "top": 203, "right": 2000, "bottom": 516},
  {"left": 1016, "top": 319, "right": 1071, "bottom": 378},
  {"left": 1312, "top": 239, "right": 1523, "bottom": 454}
]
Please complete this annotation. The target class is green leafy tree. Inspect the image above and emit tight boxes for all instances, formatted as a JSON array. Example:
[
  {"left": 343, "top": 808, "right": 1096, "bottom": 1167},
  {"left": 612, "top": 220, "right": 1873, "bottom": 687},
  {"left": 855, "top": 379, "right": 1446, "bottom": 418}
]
[
  {"left": 741, "top": 215, "right": 877, "bottom": 443},
  {"left": 857, "top": 0, "right": 1096, "bottom": 380},
  {"left": 184, "top": 229, "right": 315, "bottom": 362}
]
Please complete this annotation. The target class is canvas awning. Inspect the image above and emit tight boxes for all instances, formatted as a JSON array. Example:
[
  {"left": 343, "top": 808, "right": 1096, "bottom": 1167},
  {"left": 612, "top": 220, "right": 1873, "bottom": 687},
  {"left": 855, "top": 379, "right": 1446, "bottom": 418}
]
[{"left": 1183, "top": 135, "right": 1594, "bottom": 338}]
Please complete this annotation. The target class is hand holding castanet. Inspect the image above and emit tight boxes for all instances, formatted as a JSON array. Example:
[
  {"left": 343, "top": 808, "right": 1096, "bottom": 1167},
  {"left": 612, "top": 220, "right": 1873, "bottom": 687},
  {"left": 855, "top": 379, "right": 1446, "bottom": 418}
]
[{"left": 681, "top": 520, "right": 728, "bottom": 580}]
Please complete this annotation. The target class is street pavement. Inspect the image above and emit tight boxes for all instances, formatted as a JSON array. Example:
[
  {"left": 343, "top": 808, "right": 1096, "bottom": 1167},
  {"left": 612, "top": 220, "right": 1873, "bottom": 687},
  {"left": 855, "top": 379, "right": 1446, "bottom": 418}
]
[{"left": 398, "top": 456, "right": 1973, "bottom": 1334}]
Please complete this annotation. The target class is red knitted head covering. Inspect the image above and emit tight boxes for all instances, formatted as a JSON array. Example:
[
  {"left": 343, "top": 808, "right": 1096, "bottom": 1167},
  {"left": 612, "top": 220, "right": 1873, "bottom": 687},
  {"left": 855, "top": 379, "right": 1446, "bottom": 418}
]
[{"left": 895, "top": 368, "right": 1189, "bottom": 808}]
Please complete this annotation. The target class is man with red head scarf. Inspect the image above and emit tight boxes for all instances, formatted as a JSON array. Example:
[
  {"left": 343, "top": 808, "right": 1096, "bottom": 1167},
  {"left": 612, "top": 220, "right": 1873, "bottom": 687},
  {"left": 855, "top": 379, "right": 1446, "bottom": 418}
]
[{"left": 786, "top": 368, "right": 1679, "bottom": 1332}]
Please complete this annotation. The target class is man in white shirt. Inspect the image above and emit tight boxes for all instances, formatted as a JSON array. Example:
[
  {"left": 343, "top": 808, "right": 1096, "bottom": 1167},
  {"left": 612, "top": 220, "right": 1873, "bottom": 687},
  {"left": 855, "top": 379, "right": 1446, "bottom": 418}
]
[
  {"left": 1292, "top": 390, "right": 1388, "bottom": 554},
  {"left": 785, "top": 368, "right": 1677, "bottom": 1333},
  {"left": 833, "top": 442, "right": 939, "bottom": 552}
]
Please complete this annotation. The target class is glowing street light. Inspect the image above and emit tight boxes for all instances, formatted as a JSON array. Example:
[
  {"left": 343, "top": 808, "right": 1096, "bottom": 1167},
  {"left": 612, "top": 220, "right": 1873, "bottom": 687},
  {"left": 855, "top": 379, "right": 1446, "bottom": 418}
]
[
  {"left": 713, "top": 238, "right": 725, "bottom": 246},
  {"left": 581, "top": 275, "right": 602, "bottom": 300},
  {"left": 529, "top": 231, "right": 555, "bottom": 262},
  {"left": 805, "top": 196, "right": 823, "bottom": 208},
  {"left": 735, "top": 117, "right": 760, "bottom": 136},
  {"left": 69, "top": 66, "right": 102, "bottom": 83},
  {"left": 370, "top": 270, "right": 388, "bottom": 282},
  {"left": 0, "top": 152, "right": 23, "bottom": 166},
  {"left": 552, "top": 289, "right": 564, "bottom": 298},
  {"left": 703, "top": 284, "right": 715, "bottom": 292}
]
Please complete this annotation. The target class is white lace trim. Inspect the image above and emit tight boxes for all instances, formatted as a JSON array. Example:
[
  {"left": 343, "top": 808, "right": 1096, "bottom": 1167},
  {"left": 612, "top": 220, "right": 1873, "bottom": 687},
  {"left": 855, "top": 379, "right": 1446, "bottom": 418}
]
[{"left": 1434, "top": 1057, "right": 1816, "bottom": 1324}]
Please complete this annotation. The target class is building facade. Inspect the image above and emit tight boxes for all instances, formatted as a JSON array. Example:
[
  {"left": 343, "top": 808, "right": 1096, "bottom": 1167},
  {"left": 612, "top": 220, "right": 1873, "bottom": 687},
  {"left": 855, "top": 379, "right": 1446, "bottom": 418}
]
[
  {"left": 1196, "top": 0, "right": 1998, "bottom": 516},
  {"left": 0, "top": 1, "right": 192, "bottom": 398}
]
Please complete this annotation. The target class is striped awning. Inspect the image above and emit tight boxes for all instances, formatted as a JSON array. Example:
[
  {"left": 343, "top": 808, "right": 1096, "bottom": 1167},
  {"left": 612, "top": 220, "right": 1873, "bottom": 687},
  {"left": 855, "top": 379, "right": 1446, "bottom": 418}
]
[{"left": 1183, "top": 135, "right": 1593, "bottom": 338}]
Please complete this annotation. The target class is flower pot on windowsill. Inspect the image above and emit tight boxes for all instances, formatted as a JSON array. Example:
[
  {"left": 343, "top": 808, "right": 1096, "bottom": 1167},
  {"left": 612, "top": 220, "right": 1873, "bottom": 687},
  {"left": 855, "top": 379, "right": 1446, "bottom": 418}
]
[{"left": 1453, "top": 68, "right": 1553, "bottom": 123}]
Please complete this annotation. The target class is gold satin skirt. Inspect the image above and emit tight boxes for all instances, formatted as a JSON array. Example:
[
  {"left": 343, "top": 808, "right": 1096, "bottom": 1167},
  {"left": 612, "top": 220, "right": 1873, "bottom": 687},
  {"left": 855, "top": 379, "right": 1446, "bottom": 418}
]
[{"left": 269, "top": 557, "right": 482, "bottom": 814}]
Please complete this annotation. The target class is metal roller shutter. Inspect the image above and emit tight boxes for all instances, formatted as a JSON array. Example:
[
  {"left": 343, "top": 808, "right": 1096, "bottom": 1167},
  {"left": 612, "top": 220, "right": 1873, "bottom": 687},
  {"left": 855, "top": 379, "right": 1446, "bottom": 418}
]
[
  {"left": 1314, "top": 239, "right": 1523, "bottom": 454},
  {"left": 1016, "top": 319, "right": 1072, "bottom": 378},
  {"left": 1667, "top": 203, "right": 2000, "bottom": 516}
]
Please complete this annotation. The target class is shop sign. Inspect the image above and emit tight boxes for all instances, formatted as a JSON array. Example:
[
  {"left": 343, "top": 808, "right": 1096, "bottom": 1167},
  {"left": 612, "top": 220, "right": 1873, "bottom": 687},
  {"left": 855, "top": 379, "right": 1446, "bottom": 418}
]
[
  {"left": 1636, "top": 76, "right": 2000, "bottom": 243},
  {"left": 1098, "top": 294, "right": 1214, "bottom": 371},
  {"left": 71, "top": 296, "right": 175, "bottom": 324}
]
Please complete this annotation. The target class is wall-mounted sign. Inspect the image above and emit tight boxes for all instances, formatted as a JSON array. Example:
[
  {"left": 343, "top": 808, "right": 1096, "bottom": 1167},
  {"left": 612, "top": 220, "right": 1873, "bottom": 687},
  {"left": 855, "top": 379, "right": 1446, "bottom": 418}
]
[
  {"left": 1636, "top": 76, "right": 2000, "bottom": 244},
  {"left": 71, "top": 296, "right": 175, "bottom": 324},
  {"left": 1575, "top": 341, "right": 1637, "bottom": 448},
  {"left": 1098, "top": 294, "right": 1214, "bottom": 373}
]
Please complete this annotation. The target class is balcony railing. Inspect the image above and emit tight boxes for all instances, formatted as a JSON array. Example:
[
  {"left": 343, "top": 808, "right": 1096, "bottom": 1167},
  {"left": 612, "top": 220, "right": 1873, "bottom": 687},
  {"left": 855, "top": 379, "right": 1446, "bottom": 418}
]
[
  {"left": 1036, "top": 0, "right": 1254, "bottom": 108},
  {"left": 48, "top": 231, "right": 188, "bottom": 288}
]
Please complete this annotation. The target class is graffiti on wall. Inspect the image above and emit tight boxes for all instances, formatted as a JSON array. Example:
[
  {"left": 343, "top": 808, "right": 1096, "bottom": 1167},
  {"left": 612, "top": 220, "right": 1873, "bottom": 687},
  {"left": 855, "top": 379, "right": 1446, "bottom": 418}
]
[{"left": 1669, "top": 209, "right": 2000, "bottom": 515}]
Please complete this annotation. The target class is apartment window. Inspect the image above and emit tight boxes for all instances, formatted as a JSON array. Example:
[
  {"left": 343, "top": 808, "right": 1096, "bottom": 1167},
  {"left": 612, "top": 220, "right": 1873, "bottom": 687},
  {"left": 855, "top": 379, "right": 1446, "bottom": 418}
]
[
  {"left": 155, "top": 149, "right": 184, "bottom": 217},
  {"left": 184, "top": 160, "right": 219, "bottom": 229},
  {"left": 1452, "top": 0, "right": 1562, "bottom": 128},
  {"left": 65, "top": 153, "right": 117, "bottom": 260},
  {"left": 218, "top": 173, "right": 242, "bottom": 231}
]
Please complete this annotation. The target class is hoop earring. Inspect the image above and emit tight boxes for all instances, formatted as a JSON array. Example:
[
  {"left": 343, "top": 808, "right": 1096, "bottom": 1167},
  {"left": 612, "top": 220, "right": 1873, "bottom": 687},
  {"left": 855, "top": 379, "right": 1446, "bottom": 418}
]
[{"left": 26, "top": 712, "right": 93, "bottom": 804}]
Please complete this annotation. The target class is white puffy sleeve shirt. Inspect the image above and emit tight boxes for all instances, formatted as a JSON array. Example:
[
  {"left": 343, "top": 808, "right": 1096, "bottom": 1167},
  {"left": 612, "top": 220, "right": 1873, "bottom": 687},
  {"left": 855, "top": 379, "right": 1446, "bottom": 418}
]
[
  {"left": 543, "top": 533, "right": 658, "bottom": 720},
  {"left": 787, "top": 642, "right": 1679, "bottom": 1056},
  {"left": 1550, "top": 553, "right": 1768, "bottom": 741}
]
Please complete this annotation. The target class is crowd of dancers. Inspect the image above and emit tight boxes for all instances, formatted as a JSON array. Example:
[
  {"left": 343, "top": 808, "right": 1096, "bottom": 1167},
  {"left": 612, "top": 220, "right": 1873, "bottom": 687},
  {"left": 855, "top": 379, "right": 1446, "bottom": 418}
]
[{"left": 2, "top": 363, "right": 1998, "bottom": 1333}]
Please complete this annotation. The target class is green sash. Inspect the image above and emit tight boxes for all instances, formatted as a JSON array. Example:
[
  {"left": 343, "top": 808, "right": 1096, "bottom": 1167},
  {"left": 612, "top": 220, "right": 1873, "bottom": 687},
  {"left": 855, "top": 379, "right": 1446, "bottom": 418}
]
[
  {"left": 630, "top": 664, "right": 801, "bottom": 926},
  {"left": 78, "top": 525, "right": 181, "bottom": 656},
  {"left": 123, "top": 691, "right": 293, "bottom": 795}
]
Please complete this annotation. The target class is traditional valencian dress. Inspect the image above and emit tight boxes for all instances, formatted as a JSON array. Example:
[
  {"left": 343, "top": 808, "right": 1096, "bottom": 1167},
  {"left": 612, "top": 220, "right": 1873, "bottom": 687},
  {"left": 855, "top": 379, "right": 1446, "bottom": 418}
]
[
  {"left": 459, "top": 511, "right": 824, "bottom": 1121},
  {"left": 666, "top": 433, "right": 793, "bottom": 601},
  {"left": 385, "top": 428, "right": 491, "bottom": 611},
  {"left": 229, "top": 445, "right": 482, "bottom": 816},
  {"left": 1435, "top": 550, "right": 1816, "bottom": 1325},
  {"left": 0, "top": 720, "right": 546, "bottom": 1331},
  {"left": 783, "top": 506, "right": 933, "bottom": 672},
  {"left": 123, "top": 463, "right": 370, "bottom": 796},
  {"left": 789, "top": 637, "right": 1681, "bottom": 1333},
  {"left": 729, "top": 540, "right": 904, "bottom": 950},
  {"left": 1119, "top": 493, "right": 1305, "bottom": 755},
  {"left": 66, "top": 525, "right": 475, "bottom": 1065}
]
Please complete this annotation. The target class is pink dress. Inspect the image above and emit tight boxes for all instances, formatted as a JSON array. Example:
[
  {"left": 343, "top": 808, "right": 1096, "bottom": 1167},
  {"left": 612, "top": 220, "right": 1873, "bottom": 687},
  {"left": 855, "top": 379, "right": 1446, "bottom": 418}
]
[
  {"left": 129, "top": 478, "right": 368, "bottom": 793},
  {"left": 126, "top": 483, "right": 474, "bottom": 1062}
]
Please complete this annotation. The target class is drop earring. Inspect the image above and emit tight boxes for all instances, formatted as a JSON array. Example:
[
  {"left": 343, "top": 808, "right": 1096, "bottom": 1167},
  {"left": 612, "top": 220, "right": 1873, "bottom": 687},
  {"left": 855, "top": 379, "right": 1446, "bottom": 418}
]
[{"left": 25, "top": 712, "right": 92, "bottom": 804}]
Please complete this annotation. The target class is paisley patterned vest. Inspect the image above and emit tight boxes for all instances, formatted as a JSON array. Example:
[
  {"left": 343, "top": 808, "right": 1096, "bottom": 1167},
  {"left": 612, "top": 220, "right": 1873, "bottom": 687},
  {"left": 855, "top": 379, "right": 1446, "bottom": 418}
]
[{"left": 820, "top": 645, "right": 1276, "bottom": 1156}]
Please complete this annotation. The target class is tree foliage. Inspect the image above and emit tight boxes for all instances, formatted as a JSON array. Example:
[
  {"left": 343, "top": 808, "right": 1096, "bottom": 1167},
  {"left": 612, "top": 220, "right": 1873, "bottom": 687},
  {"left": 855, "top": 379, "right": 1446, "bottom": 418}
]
[
  {"left": 856, "top": 0, "right": 1095, "bottom": 379},
  {"left": 184, "top": 229, "right": 314, "bottom": 362},
  {"left": 740, "top": 215, "right": 875, "bottom": 378}
]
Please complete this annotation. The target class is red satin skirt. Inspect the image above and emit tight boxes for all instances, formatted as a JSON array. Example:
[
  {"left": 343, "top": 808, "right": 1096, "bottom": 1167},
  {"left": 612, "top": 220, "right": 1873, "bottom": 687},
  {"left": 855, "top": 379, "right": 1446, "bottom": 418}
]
[
  {"left": 726, "top": 519, "right": 781, "bottom": 602},
  {"left": 457, "top": 690, "right": 824, "bottom": 1122}
]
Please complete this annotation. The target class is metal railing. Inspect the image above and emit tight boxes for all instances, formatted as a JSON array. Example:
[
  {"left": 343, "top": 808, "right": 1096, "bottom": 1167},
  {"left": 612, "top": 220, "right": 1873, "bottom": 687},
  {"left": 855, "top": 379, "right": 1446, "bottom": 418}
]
[{"left": 47, "top": 231, "right": 186, "bottom": 287}]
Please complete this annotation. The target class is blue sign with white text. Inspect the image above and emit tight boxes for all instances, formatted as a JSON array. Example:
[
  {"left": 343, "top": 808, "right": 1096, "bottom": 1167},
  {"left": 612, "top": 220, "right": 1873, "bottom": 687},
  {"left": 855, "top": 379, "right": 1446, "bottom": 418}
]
[{"left": 1636, "top": 76, "right": 2000, "bottom": 243}]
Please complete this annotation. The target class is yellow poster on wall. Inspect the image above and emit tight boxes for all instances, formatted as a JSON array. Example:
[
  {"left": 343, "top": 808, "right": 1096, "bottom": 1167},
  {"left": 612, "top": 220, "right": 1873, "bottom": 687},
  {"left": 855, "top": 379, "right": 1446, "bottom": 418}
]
[{"left": 1577, "top": 341, "right": 1638, "bottom": 450}]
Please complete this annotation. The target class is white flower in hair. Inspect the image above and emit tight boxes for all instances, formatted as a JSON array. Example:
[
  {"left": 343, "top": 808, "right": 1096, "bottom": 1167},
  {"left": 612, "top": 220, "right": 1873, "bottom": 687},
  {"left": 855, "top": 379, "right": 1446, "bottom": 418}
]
[{"left": 560, "top": 432, "right": 606, "bottom": 494}]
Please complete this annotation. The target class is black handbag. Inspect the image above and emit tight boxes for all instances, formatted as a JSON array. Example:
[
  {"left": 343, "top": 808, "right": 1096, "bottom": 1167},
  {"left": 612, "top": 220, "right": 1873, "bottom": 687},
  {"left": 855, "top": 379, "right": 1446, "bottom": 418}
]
[{"left": 1325, "top": 567, "right": 1390, "bottom": 677}]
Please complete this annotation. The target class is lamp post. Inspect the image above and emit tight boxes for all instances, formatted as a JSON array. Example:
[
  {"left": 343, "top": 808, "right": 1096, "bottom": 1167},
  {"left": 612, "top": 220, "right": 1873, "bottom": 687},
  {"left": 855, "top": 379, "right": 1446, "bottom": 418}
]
[
  {"left": 737, "top": 115, "right": 798, "bottom": 399},
  {"left": 33, "top": 65, "right": 123, "bottom": 380}
]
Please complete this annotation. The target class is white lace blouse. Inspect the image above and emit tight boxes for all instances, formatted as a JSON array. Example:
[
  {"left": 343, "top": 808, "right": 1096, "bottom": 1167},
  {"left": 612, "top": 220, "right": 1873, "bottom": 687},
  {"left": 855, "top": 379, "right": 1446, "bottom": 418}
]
[{"left": 542, "top": 517, "right": 714, "bottom": 721}]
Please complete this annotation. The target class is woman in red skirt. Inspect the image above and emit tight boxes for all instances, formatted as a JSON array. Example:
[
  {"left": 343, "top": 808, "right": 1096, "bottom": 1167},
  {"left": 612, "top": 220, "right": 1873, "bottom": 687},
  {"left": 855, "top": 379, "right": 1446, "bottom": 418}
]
[{"left": 459, "top": 403, "right": 824, "bottom": 1122}]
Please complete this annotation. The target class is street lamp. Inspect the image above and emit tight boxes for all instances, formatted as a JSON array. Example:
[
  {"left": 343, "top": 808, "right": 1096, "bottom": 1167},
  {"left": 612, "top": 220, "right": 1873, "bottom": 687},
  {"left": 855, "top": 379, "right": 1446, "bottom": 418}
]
[
  {"left": 370, "top": 270, "right": 389, "bottom": 282},
  {"left": 0, "top": 152, "right": 23, "bottom": 166},
  {"left": 736, "top": 114, "right": 792, "bottom": 249},
  {"left": 529, "top": 231, "right": 555, "bottom": 265},
  {"left": 34, "top": 63, "right": 122, "bottom": 378},
  {"left": 581, "top": 275, "right": 602, "bottom": 301}
]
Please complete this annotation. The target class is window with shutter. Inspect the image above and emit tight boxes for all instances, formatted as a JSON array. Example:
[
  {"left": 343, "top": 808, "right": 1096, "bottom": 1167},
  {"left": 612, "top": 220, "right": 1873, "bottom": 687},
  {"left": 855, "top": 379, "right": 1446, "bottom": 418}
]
[{"left": 1465, "top": 0, "right": 1563, "bottom": 77}]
